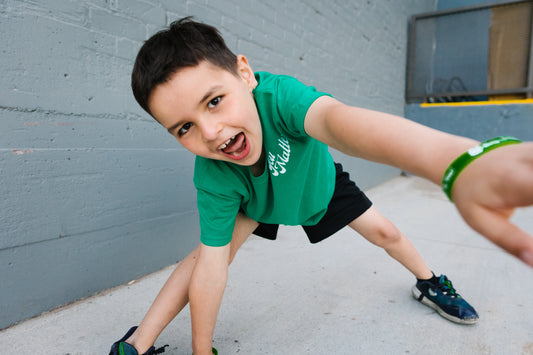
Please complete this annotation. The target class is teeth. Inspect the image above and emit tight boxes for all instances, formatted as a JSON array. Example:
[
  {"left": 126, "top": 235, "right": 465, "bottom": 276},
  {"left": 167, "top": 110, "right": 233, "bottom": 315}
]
[{"left": 219, "top": 135, "right": 235, "bottom": 150}]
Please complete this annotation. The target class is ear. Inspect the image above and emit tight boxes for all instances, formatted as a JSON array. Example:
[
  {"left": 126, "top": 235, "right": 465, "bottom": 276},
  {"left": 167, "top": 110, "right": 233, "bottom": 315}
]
[{"left": 236, "top": 55, "right": 257, "bottom": 90}]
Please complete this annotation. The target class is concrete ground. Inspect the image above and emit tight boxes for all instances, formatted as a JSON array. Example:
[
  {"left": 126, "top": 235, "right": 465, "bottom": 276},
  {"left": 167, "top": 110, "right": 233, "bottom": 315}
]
[{"left": 1, "top": 175, "right": 533, "bottom": 355}]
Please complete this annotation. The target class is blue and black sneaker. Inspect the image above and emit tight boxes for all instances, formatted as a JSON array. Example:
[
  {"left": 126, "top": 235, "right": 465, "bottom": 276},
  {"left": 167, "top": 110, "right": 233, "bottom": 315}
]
[
  {"left": 109, "top": 326, "right": 168, "bottom": 355},
  {"left": 412, "top": 274, "right": 479, "bottom": 325}
]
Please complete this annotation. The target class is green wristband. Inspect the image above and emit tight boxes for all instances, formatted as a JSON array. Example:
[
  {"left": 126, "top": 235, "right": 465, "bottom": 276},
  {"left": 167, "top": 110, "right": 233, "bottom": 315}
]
[{"left": 442, "top": 136, "right": 522, "bottom": 202}]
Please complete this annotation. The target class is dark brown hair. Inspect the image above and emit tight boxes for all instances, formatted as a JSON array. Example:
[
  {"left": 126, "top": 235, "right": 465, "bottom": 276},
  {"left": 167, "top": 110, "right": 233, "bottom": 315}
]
[{"left": 131, "top": 17, "right": 238, "bottom": 116}]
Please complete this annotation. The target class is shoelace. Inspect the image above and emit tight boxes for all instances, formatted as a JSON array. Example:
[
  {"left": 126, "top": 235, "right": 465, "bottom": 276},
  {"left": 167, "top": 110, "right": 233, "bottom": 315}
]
[
  {"left": 149, "top": 345, "right": 169, "bottom": 355},
  {"left": 438, "top": 275, "right": 461, "bottom": 299}
]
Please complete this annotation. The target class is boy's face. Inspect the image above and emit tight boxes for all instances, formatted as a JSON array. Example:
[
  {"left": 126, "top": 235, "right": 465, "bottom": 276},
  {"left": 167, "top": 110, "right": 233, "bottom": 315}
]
[{"left": 149, "top": 56, "right": 263, "bottom": 168}]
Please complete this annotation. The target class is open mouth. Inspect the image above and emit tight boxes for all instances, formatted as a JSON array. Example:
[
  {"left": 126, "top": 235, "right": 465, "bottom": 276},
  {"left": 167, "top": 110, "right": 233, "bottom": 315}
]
[{"left": 218, "top": 132, "right": 250, "bottom": 160}]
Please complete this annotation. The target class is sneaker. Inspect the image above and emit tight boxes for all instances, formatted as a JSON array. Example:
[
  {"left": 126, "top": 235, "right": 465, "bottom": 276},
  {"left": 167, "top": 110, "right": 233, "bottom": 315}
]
[
  {"left": 412, "top": 274, "right": 479, "bottom": 325},
  {"left": 109, "top": 326, "right": 168, "bottom": 355}
]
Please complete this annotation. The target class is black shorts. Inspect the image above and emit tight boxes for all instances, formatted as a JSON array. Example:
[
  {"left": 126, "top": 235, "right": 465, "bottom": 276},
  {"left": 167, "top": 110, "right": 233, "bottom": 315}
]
[{"left": 252, "top": 162, "right": 373, "bottom": 243}]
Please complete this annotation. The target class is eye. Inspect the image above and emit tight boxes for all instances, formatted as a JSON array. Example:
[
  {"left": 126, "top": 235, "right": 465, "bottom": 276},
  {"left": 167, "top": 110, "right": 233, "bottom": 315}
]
[
  {"left": 177, "top": 122, "right": 192, "bottom": 137},
  {"left": 207, "top": 96, "right": 221, "bottom": 109}
]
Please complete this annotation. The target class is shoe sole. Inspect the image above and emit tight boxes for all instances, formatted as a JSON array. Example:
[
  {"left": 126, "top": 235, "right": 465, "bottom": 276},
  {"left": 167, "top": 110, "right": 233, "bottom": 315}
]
[{"left": 411, "top": 285, "right": 478, "bottom": 325}]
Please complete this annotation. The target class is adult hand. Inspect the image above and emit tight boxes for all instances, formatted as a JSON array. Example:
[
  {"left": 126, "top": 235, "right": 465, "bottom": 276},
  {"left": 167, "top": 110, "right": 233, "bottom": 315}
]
[{"left": 451, "top": 142, "right": 533, "bottom": 266}]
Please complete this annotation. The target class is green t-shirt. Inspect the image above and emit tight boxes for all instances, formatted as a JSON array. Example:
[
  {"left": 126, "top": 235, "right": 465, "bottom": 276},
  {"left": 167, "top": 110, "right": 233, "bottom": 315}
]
[{"left": 193, "top": 72, "right": 336, "bottom": 246}]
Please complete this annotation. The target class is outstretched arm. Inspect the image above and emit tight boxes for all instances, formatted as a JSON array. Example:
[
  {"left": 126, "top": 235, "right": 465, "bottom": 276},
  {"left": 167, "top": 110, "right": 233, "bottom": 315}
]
[{"left": 305, "top": 96, "right": 533, "bottom": 266}]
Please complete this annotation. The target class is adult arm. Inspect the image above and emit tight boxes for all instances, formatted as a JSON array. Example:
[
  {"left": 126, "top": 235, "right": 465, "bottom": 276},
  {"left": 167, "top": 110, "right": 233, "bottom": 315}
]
[
  {"left": 304, "top": 96, "right": 533, "bottom": 266},
  {"left": 189, "top": 243, "right": 230, "bottom": 354}
]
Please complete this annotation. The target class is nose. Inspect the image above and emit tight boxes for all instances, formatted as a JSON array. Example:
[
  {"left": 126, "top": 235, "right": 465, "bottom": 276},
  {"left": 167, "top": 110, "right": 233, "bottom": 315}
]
[{"left": 199, "top": 117, "right": 222, "bottom": 142}]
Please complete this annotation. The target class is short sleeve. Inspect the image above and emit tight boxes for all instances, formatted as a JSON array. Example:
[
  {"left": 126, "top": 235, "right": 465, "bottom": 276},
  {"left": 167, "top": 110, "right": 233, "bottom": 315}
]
[
  {"left": 196, "top": 187, "right": 241, "bottom": 247},
  {"left": 253, "top": 73, "right": 332, "bottom": 137}
]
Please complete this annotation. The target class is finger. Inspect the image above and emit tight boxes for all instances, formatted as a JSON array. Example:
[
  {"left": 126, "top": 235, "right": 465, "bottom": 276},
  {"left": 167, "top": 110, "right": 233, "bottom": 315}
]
[{"left": 463, "top": 204, "right": 533, "bottom": 267}]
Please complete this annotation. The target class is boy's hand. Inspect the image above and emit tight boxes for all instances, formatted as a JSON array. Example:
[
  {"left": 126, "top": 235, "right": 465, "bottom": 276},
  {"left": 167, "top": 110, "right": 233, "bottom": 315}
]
[{"left": 451, "top": 143, "right": 533, "bottom": 266}]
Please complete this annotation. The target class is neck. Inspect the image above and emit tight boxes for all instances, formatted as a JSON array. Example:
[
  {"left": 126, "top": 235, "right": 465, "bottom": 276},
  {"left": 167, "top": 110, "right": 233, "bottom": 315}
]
[{"left": 249, "top": 146, "right": 266, "bottom": 177}]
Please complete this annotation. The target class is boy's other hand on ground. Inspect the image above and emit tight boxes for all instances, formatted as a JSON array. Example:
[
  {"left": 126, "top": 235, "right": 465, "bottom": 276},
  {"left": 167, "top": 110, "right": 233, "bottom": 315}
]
[{"left": 452, "top": 142, "right": 533, "bottom": 267}]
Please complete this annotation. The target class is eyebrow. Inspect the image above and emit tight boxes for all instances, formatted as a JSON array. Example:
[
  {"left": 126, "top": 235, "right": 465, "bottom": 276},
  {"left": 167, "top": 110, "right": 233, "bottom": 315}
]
[{"left": 166, "top": 84, "right": 223, "bottom": 134}]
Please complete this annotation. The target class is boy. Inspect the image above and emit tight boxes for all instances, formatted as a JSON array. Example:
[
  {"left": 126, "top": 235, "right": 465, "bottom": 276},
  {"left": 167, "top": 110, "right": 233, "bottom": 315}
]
[{"left": 110, "top": 18, "right": 533, "bottom": 355}]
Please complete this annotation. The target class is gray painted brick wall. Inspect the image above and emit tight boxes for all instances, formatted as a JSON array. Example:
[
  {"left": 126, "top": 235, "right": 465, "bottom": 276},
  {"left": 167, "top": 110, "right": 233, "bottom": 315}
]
[{"left": 0, "top": 0, "right": 437, "bottom": 328}]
